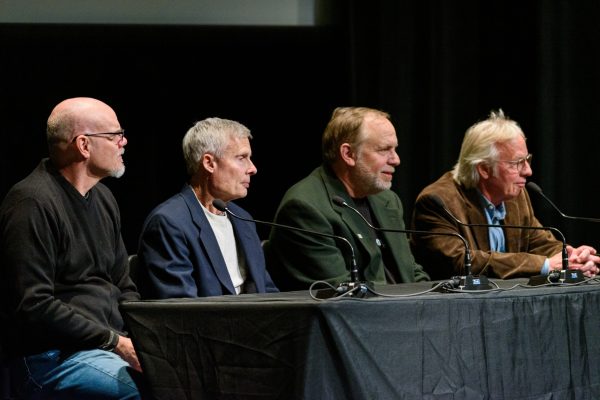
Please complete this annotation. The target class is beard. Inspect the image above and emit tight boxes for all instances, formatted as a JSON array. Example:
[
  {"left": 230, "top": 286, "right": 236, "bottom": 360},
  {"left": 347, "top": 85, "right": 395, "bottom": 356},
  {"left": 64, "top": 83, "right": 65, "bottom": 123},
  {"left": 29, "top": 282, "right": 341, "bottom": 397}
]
[
  {"left": 110, "top": 150, "right": 126, "bottom": 178},
  {"left": 110, "top": 164, "right": 125, "bottom": 178},
  {"left": 353, "top": 159, "right": 392, "bottom": 196}
]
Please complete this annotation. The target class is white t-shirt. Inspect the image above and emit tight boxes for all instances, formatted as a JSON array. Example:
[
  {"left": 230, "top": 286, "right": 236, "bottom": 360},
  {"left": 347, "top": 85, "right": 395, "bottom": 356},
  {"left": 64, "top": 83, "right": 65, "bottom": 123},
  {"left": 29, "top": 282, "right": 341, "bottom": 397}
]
[{"left": 200, "top": 203, "right": 247, "bottom": 294}]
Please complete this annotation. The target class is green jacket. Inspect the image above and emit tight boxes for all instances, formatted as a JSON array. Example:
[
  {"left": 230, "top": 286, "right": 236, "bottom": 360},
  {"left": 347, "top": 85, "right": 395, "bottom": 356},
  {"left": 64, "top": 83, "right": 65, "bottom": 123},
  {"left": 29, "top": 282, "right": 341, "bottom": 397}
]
[{"left": 264, "top": 165, "right": 429, "bottom": 291}]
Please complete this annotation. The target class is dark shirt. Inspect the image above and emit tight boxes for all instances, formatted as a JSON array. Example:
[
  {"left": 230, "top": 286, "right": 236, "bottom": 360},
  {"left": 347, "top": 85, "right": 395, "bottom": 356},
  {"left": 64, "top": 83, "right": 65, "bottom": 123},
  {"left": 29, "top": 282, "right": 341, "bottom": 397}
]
[
  {"left": 0, "top": 159, "right": 139, "bottom": 357},
  {"left": 352, "top": 197, "right": 399, "bottom": 283}
]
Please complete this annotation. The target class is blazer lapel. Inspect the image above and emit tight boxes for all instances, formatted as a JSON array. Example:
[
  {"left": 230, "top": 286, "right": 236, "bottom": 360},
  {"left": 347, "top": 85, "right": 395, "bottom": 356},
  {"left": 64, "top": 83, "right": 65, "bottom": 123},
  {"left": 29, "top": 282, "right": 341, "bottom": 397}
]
[
  {"left": 321, "top": 171, "right": 378, "bottom": 259},
  {"left": 463, "top": 193, "right": 491, "bottom": 252},
  {"left": 368, "top": 196, "right": 406, "bottom": 269},
  {"left": 230, "top": 216, "right": 264, "bottom": 292},
  {"left": 502, "top": 199, "right": 521, "bottom": 253},
  {"left": 181, "top": 186, "right": 236, "bottom": 294}
]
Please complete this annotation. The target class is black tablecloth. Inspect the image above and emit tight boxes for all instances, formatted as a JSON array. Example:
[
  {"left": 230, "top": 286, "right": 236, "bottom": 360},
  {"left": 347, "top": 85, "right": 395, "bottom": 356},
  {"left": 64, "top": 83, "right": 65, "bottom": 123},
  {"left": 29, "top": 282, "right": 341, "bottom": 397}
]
[{"left": 121, "top": 280, "right": 600, "bottom": 399}]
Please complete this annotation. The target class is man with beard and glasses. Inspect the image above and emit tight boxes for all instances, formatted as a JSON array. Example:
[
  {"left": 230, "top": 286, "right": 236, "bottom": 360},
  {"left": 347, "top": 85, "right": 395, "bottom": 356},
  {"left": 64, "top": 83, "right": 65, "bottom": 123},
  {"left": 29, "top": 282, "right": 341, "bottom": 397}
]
[
  {"left": 264, "top": 107, "right": 429, "bottom": 291},
  {"left": 0, "top": 97, "right": 147, "bottom": 399}
]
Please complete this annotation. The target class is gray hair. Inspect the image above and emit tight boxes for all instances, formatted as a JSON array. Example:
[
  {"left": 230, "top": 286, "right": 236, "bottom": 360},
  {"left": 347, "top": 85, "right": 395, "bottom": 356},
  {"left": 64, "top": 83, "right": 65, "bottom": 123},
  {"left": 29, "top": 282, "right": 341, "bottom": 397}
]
[
  {"left": 46, "top": 108, "right": 77, "bottom": 145},
  {"left": 182, "top": 117, "right": 252, "bottom": 176},
  {"left": 451, "top": 109, "right": 525, "bottom": 188}
]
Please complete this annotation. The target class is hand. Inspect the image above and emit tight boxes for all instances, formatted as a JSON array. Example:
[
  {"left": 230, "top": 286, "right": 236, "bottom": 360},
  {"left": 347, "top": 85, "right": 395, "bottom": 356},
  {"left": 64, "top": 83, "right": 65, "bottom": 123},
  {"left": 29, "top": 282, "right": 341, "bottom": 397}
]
[
  {"left": 114, "top": 335, "right": 142, "bottom": 372},
  {"left": 567, "top": 245, "right": 600, "bottom": 277},
  {"left": 548, "top": 245, "right": 573, "bottom": 271}
]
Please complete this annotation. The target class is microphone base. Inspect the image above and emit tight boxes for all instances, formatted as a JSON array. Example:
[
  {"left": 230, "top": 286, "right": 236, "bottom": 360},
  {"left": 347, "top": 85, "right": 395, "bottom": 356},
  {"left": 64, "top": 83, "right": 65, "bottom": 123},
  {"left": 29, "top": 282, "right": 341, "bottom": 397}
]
[
  {"left": 432, "top": 274, "right": 491, "bottom": 292},
  {"left": 528, "top": 269, "right": 585, "bottom": 286},
  {"left": 335, "top": 281, "right": 376, "bottom": 298},
  {"left": 461, "top": 274, "right": 492, "bottom": 290}
]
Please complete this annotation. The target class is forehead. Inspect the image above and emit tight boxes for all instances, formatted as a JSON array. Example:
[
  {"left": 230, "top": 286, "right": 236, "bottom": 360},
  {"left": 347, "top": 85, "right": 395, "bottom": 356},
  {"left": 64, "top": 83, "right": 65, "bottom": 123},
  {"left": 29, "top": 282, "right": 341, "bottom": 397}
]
[
  {"left": 360, "top": 115, "right": 397, "bottom": 146},
  {"left": 222, "top": 136, "right": 251, "bottom": 154},
  {"left": 495, "top": 136, "right": 527, "bottom": 157}
]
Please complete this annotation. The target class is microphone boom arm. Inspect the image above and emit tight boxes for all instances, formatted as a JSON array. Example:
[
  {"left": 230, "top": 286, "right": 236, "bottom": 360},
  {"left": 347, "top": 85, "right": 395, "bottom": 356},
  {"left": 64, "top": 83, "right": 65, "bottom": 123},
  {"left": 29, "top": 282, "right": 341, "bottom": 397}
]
[
  {"left": 332, "top": 196, "right": 473, "bottom": 278},
  {"left": 430, "top": 195, "right": 569, "bottom": 271},
  {"left": 212, "top": 199, "right": 361, "bottom": 285},
  {"left": 526, "top": 181, "right": 600, "bottom": 223}
]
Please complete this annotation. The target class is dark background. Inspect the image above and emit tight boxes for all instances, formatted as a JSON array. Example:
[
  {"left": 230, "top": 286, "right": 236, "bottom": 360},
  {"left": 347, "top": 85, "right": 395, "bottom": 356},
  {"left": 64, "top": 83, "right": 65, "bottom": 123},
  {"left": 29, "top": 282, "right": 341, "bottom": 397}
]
[{"left": 2, "top": 0, "right": 600, "bottom": 254}]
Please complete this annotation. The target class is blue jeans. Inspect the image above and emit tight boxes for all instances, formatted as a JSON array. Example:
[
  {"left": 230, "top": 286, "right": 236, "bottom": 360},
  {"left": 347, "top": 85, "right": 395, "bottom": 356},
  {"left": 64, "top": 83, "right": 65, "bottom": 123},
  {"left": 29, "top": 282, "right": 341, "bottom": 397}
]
[{"left": 13, "top": 349, "right": 144, "bottom": 399}]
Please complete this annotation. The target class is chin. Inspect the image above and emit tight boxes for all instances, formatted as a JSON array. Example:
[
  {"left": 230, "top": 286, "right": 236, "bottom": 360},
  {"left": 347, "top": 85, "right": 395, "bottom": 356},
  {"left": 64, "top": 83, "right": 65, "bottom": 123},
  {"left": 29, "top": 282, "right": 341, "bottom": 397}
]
[
  {"left": 111, "top": 166, "right": 126, "bottom": 179},
  {"left": 376, "top": 181, "right": 392, "bottom": 191}
]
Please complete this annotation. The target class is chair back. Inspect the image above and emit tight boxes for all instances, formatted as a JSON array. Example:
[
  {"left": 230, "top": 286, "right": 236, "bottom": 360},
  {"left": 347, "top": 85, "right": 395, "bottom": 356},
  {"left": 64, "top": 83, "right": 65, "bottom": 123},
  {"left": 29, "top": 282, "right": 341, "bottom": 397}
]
[{"left": 128, "top": 254, "right": 140, "bottom": 286}]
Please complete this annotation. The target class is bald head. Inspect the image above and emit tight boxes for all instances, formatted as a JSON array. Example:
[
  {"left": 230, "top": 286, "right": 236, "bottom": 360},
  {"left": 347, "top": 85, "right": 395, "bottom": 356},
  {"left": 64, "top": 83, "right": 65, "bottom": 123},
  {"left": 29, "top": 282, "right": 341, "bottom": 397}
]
[
  {"left": 46, "top": 97, "right": 121, "bottom": 165},
  {"left": 47, "top": 97, "right": 118, "bottom": 145}
]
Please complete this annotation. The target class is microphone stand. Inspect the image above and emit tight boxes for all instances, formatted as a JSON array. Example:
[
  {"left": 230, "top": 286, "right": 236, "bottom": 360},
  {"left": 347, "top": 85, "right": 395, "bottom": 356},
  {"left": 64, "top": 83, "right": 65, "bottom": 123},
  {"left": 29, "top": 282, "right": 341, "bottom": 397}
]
[
  {"left": 212, "top": 199, "right": 374, "bottom": 298},
  {"left": 429, "top": 195, "right": 583, "bottom": 285},
  {"left": 332, "top": 196, "right": 491, "bottom": 291},
  {"left": 526, "top": 181, "right": 600, "bottom": 223}
]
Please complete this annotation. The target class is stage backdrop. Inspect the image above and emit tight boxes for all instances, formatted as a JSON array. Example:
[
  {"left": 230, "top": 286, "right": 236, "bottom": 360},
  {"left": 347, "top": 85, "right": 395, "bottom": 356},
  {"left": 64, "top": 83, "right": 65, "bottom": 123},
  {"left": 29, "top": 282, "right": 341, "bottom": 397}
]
[{"left": 2, "top": 0, "right": 600, "bottom": 255}]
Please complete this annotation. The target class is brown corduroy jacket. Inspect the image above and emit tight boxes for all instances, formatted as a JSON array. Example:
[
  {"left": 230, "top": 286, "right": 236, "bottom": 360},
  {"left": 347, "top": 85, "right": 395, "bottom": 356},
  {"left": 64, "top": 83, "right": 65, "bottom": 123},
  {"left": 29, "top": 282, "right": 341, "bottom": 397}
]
[{"left": 410, "top": 172, "right": 562, "bottom": 280}]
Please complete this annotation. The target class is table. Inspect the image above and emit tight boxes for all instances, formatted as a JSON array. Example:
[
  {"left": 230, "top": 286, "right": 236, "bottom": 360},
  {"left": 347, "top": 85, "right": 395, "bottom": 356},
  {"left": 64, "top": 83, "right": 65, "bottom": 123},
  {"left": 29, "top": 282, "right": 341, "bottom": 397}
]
[{"left": 120, "top": 279, "right": 600, "bottom": 399}]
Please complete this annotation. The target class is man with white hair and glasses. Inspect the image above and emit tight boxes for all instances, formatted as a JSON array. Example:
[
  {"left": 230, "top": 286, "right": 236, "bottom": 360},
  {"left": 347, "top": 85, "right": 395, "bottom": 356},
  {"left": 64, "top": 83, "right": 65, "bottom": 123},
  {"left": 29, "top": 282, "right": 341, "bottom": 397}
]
[{"left": 410, "top": 109, "right": 600, "bottom": 280}]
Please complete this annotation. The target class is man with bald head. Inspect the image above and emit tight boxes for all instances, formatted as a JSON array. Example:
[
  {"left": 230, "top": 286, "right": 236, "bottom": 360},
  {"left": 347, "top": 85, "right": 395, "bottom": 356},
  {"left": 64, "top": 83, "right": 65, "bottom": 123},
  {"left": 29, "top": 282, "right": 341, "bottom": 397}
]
[{"left": 0, "top": 97, "right": 145, "bottom": 398}]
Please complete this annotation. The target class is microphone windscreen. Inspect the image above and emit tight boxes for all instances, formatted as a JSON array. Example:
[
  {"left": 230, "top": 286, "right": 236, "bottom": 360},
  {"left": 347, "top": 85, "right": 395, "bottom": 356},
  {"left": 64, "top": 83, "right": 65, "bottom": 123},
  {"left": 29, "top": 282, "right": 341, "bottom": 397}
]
[
  {"left": 525, "top": 181, "right": 543, "bottom": 194},
  {"left": 332, "top": 196, "right": 346, "bottom": 206},
  {"left": 212, "top": 199, "right": 227, "bottom": 212}
]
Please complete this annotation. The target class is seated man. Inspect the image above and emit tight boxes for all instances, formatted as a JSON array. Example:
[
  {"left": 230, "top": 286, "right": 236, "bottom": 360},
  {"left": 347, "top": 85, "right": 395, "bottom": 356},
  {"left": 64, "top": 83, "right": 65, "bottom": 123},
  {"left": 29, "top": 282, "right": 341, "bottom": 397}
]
[
  {"left": 264, "top": 106, "right": 429, "bottom": 291},
  {"left": 410, "top": 109, "right": 599, "bottom": 280},
  {"left": 0, "top": 97, "right": 145, "bottom": 398},
  {"left": 137, "top": 117, "right": 278, "bottom": 298}
]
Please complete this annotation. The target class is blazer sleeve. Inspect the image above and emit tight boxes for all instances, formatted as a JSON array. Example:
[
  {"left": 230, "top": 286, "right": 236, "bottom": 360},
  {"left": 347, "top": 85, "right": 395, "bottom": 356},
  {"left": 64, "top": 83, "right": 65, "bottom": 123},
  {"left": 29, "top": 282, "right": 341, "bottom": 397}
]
[{"left": 138, "top": 212, "right": 199, "bottom": 299}]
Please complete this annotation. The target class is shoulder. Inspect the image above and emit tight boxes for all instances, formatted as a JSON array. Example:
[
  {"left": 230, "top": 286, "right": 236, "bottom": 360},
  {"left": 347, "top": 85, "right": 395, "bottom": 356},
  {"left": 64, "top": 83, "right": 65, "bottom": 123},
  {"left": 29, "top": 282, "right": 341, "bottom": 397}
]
[
  {"left": 1, "top": 164, "right": 59, "bottom": 212},
  {"left": 93, "top": 182, "right": 118, "bottom": 203},
  {"left": 144, "top": 192, "right": 191, "bottom": 223},
  {"left": 227, "top": 201, "right": 253, "bottom": 219},
  {"left": 417, "top": 171, "right": 460, "bottom": 201},
  {"left": 281, "top": 166, "right": 338, "bottom": 203},
  {"left": 284, "top": 168, "right": 322, "bottom": 194}
]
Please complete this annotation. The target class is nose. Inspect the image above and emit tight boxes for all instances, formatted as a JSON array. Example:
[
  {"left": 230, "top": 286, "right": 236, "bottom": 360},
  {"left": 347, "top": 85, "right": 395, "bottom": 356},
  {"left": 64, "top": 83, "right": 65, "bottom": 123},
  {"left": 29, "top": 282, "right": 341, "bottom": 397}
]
[
  {"left": 248, "top": 160, "right": 257, "bottom": 175},
  {"left": 120, "top": 136, "right": 128, "bottom": 147},
  {"left": 521, "top": 159, "right": 532, "bottom": 176},
  {"left": 390, "top": 150, "right": 401, "bottom": 166}
]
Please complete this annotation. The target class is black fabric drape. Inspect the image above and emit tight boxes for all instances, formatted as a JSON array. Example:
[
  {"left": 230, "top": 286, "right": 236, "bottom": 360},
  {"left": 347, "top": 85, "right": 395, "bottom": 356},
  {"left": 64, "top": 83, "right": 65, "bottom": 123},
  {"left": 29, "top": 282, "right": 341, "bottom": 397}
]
[
  {"left": 122, "top": 281, "right": 600, "bottom": 399},
  {"left": 1, "top": 2, "right": 600, "bottom": 251},
  {"left": 344, "top": 0, "right": 600, "bottom": 248}
]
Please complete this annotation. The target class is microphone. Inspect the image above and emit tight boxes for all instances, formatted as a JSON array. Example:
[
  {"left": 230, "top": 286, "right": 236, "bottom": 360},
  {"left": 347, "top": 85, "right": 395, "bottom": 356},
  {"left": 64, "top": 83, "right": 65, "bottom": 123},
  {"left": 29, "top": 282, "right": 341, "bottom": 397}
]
[
  {"left": 212, "top": 199, "right": 372, "bottom": 297},
  {"left": 331, "top": 195, "right": 490, "bottom": 291},
  {"left": 526, "top": 181, "right": 600, "bottom": 223},
  {"left": 429, "top": 195, "right": 578, "bottom": 283}
]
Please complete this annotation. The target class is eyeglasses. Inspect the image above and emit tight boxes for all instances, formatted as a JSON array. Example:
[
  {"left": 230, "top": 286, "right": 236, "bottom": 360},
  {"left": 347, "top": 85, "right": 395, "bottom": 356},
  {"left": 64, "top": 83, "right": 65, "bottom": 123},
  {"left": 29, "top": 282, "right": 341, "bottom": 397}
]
[
  {"left": 72, "top": 129, "right": 125, "bottom": 144},
  {"left": 496, "top": 153, "right": 532, "bottom": 172}
]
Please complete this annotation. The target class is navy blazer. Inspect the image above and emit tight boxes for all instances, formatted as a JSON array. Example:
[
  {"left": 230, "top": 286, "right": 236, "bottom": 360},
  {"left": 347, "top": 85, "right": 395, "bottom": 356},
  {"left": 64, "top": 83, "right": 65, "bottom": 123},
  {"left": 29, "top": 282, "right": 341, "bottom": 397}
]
[{"left": 137, "top": 185, "right": 278, "bottom": 298}]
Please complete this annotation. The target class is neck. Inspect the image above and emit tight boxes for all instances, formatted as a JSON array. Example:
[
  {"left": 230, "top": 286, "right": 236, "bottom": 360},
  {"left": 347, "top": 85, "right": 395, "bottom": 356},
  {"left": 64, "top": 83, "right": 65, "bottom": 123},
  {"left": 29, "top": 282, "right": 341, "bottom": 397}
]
[
  {"left": 59, "top": 164, "right": 100, "bottom": 196},
  {"left": 331, "top": 163, "right": 364, "bottom": 199},
  {"left": 189, "top": 184, "right": 223, "bottom": 215}
]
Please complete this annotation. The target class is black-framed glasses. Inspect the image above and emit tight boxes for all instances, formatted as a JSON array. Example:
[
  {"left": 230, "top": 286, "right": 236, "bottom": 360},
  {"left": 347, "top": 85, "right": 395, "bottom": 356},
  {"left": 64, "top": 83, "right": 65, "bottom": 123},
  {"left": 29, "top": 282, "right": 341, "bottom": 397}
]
[
  {"left": 72, "top": 129, "right": 125, "bottom": 144},
  {"left": 497, "top": 153, "right": 532, "bottom": 172}
]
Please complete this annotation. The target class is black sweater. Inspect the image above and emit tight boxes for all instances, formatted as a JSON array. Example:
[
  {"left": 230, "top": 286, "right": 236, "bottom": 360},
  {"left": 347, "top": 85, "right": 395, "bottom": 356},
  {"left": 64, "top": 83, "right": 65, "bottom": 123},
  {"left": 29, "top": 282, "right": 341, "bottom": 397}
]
[{"left": 0, "top": 159, "right": 139, "bottom": 357}]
